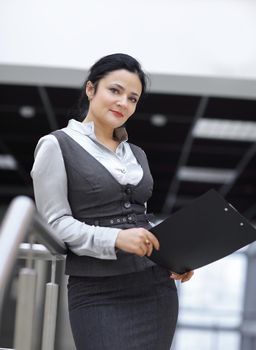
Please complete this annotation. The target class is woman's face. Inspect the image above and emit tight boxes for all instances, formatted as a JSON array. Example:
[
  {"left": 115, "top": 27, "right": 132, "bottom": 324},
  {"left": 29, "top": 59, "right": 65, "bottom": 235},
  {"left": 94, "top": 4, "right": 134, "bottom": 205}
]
[{"left": 86, "top": 69, "right": 142, "bottom": 130}]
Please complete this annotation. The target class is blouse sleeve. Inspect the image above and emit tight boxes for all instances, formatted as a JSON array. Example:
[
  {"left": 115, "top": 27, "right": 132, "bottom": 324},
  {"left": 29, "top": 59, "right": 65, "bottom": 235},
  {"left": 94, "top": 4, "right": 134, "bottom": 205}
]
[{"left": 31, "top": 135, "right": 120, "bottom": 260}]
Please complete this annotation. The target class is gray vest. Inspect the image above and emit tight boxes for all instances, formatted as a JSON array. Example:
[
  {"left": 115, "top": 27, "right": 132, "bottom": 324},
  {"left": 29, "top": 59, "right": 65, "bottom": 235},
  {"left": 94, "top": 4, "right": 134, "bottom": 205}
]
[{"left": 52, "top": 130, "right": 155, "bottom": 276}]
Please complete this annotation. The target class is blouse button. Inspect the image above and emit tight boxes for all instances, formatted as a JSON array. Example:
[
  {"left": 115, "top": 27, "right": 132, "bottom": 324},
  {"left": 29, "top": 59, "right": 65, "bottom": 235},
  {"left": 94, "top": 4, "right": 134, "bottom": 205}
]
[
  {"left": 124, "top": 201, "right": 131, "bottom": 209},
  {"left": 125, "top": 188, "right": 131, "bottom": 195},
  {"left": 121, "top": 169, "right": 126, "bottom": 174}
]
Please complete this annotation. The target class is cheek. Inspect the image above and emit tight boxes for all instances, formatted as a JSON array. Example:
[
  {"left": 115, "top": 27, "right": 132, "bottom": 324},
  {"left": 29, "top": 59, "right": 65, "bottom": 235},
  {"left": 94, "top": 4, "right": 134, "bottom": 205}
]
[
  {"left": 102, "top": 94, "right": 116, "bottom": 108},
  {"left": 129, "top": 104, "right": 137, "bottom": 115},
  {"left": 93, "top": 91, "right": 112, "bottom": 106}
]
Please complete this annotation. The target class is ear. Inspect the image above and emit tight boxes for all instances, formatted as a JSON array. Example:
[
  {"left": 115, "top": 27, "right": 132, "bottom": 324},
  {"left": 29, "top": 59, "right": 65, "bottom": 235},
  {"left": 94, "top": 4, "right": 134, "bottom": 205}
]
[{"left": 85, "top": 81, "right": 95, "bottom": 101}]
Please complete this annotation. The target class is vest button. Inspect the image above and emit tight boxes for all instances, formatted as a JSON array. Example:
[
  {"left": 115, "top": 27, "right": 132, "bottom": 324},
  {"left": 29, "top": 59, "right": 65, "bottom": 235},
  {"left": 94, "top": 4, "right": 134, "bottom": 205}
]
[
  {"left": 124, "top": 201, "right": 131, "bottom": 209},
  {"left": 125, "top": 188, "right": 131, "bottom": 195}
]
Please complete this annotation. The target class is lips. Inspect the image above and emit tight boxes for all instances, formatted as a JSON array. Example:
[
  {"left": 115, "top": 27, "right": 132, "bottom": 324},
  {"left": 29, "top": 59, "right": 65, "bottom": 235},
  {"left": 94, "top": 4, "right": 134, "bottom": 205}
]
[{"left": 110, "top": 110, "right": 124, "bottom": 118}]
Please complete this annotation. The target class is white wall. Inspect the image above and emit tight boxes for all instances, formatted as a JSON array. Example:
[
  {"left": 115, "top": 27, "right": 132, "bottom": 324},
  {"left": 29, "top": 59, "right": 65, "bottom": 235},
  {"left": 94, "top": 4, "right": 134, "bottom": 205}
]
[{"left": 1, "top": 0, "right": 256, "bottom": 97}]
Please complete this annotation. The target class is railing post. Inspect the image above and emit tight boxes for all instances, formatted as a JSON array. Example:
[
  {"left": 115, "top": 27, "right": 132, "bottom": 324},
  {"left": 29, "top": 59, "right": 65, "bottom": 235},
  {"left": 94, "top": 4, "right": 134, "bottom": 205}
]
[
  {"left": 32, "top": 260, "right": 48, "bottom": 350},
  {"left": 41, "top": 257, "right": 59, "bottom": 350},
  {"left": 0, "top": 196, "right": 35, "bottom": 315},
  {"left": 14, "top": 267, "right": 37, "bottom": 350}
]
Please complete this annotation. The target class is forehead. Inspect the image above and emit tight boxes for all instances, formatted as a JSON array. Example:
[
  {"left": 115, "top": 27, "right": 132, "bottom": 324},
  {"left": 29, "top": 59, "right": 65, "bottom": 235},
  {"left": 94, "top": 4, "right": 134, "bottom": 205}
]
[{"left": 101, "top": 69, "right": 142, "bottom": 95}]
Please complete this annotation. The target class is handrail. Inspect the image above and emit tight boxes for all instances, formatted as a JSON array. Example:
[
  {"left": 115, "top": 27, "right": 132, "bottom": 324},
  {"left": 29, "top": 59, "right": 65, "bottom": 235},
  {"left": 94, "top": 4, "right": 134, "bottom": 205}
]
[
  {"left": 0, "top": 196, "right": 67, "bottom": 314},
  {"left": 18, "top": 243, "right": 65, "bottom": 261},
  {"left": 31, "top": 214, "right": 67, "bottom": 255}
]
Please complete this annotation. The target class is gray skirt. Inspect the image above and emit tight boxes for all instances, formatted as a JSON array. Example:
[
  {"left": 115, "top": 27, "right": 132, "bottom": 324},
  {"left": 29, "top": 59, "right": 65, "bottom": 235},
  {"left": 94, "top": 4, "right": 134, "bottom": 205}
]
[{"left": 68, "top": 265, "right": 178, "bottom": 350}]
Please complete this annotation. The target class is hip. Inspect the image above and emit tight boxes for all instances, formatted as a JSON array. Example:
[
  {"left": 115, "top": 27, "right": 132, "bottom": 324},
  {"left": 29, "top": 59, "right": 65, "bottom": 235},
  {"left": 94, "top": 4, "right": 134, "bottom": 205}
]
[{"left": 67, "top": 265, "right": 177, "bottom": 311}]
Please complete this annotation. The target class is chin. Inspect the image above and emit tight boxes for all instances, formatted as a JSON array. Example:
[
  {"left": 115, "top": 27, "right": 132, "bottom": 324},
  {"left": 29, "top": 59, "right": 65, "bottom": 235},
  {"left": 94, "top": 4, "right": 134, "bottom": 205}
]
[{"left": 109, "top": 118, "right": 126, "bottom": 129}]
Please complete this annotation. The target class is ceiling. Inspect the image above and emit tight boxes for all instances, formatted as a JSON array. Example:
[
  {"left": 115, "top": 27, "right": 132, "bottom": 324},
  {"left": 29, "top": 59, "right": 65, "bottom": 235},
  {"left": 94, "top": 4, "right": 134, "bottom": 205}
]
[{"left": 0, "top": 83, "right": 256, "bottom": 224}]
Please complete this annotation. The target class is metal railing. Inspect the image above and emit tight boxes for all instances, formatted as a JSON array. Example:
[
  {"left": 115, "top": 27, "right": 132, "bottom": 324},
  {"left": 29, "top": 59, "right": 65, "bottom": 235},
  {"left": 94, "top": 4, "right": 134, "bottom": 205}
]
[{"left": 0, "top": 196, "right": 67, "bottom": 350}]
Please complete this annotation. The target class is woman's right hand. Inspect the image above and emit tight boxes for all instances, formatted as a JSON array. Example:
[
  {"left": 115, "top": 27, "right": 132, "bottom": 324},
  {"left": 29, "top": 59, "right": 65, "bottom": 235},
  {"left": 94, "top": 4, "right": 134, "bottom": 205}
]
[{"left": 115, "top": 228, "right": 160, "bottom": 257}]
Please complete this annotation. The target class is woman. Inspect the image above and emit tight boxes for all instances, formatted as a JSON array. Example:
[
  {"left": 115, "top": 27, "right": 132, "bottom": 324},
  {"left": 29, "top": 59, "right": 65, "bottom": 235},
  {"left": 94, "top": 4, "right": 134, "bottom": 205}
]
[{"left": 31, "top": 53, "right": 193, "bottom": 350}]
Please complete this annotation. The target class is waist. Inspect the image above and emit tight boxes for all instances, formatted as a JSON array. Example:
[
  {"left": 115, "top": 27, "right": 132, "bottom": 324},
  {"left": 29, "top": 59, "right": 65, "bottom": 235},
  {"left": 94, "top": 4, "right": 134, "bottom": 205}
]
[{"left": 83, "top": 213, "right": 154, "bottom": 227}]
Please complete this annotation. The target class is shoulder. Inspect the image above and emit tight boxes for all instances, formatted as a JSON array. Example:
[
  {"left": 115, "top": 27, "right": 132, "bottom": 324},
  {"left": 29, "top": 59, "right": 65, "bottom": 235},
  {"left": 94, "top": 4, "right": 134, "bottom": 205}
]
[
  {"left": 33, "top": 133, "right": 63, "bottom": 160},
  {"left": 31, "top": 133, "right": 66, "bottom": 176},
  {"left": 35, "top": 133, "right": 59, "bottom": 151}
]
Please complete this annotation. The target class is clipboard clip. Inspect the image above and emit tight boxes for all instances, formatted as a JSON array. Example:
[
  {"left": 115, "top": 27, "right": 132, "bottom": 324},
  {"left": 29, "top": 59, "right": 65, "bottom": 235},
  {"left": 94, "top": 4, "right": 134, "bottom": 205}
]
[{"left": 227, "top": 203, "right": 245, "bottom": 227}]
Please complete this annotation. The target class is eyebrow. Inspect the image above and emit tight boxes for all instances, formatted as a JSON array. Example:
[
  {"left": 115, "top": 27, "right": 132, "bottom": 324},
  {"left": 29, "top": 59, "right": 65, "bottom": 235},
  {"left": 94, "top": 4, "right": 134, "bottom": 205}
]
[{"left": 111, "top": 83, "right": 140, "bottom": 97}]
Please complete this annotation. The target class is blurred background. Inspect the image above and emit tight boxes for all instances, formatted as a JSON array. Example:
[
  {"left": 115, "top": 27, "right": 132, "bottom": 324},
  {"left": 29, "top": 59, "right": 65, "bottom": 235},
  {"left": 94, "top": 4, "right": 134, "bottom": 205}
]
[{"left": 0, "top": 0, "right": 256, "bottom": 349}]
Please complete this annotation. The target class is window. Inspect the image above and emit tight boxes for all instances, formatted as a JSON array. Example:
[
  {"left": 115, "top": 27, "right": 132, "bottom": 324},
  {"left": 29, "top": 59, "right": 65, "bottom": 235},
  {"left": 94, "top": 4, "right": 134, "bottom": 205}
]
[{"left": 173, "top": 253, "right": 246, "bottom": 350}]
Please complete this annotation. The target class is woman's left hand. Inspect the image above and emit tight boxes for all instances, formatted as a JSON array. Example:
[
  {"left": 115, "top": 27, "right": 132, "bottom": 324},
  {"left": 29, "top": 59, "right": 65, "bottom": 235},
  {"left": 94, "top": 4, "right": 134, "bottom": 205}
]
[{"left": 170, "top": 270, "right": 194, "bottom": 283}]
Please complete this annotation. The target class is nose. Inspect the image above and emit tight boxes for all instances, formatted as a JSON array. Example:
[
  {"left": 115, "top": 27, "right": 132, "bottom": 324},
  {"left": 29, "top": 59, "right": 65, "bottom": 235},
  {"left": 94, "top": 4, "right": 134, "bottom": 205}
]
[{"left": 117, "top": 95, "right": 128, "bottom": 108}]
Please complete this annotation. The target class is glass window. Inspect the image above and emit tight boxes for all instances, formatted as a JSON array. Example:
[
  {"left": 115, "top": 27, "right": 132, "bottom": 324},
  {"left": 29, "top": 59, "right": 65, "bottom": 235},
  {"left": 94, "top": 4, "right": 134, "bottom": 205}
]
[
  {"left": 173, "top": 252, "right": 246, "bottom": 350},
  {"left": 174, "top": 329, "right": 240, "bottom": 350}
]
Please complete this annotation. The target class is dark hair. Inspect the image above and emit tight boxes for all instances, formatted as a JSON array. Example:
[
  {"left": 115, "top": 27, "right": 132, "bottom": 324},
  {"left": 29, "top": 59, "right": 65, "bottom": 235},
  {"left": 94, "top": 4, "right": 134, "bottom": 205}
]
[{"left": 77, "top": 53, "right": 148, "bottom": 119}]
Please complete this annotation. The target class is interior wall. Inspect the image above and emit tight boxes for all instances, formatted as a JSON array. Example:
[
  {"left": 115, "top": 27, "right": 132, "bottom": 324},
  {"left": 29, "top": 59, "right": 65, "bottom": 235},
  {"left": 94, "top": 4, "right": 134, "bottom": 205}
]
[{"left": 0, "top": 0, "right": 256, "bottom": 79}]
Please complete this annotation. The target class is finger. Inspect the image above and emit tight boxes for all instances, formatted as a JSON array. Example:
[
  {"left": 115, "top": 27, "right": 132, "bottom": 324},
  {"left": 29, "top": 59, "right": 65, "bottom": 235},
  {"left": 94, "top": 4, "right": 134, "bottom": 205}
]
[
  {"left": 170, "top": 272, "right": 183, "bottom": 280},
  {"left": 138, "top": 245, "right": 147, "bottom": 257},
  {"left": 143, "top": 239, "right": 152, "bottom": 256},
  {"left": 181, "top": 271, "right": 194, "bottom": 283},
  {"left": 170, "top": 270, "right": 194, "bottom": 280},
  {"left": 145, "top": 241, "right": 153, "bottom": 256},
  {"left": 146, "top": 232, "right": 160, "bottom": 251},
  {"left": 178, "top": 271, "right": 193, "bottom": 283}
]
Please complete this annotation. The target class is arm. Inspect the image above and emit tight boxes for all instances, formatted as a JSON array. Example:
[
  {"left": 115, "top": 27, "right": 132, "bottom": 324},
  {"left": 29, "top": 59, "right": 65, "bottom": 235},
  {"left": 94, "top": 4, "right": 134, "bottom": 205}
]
[{"left": 31, "top": 135, "right": 120, "bottom": 259}]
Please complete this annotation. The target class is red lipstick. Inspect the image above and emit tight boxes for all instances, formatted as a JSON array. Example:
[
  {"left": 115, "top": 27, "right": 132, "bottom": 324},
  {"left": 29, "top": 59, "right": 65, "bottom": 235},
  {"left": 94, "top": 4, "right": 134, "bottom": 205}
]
[{"left": 110, "top": 110, "right": 124, "bottom": 118}]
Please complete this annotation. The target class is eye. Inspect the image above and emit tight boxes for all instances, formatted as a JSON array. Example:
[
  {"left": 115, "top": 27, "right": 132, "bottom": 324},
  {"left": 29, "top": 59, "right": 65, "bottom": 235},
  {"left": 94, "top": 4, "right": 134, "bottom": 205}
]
[
  {"left": 129, "top": 97, "right": 138, "bottom": 104},
  {"left": 109, "top": 87, "right": 120, "bottom": 94}
]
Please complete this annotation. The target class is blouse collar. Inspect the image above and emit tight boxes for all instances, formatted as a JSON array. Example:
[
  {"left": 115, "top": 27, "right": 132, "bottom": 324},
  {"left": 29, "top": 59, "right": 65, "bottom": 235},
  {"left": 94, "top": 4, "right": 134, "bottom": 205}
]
[{"left": 67, "top": 119, "right": 128, "bottom": 143}]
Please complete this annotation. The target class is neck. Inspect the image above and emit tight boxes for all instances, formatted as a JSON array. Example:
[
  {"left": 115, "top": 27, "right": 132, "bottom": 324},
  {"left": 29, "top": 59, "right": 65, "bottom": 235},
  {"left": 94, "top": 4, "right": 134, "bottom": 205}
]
[
  {"left": 83, "top": 116, "right": 113, "bottom": 140},
  {"left": 82, "top": 116, "right": 119, "bottom": 152}
]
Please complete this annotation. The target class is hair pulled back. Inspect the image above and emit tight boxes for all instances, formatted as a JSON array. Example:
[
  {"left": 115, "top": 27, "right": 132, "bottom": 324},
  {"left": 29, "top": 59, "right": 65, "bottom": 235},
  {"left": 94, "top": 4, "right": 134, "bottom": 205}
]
[{"left": 77, "top": 53, "right": 147, "bottom": 119}]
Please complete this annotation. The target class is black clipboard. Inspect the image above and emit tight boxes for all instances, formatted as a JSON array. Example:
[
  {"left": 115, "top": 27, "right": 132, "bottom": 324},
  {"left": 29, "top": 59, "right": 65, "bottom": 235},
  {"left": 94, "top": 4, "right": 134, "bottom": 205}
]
[{"left": 148, "top": 189, "right": 256, "bottom": 274}]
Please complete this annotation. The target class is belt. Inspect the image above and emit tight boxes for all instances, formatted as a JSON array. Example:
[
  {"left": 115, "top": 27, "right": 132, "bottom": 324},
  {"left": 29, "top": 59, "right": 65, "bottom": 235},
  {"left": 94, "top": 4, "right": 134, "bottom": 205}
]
[{"left": 84, "top": 213, "right": 154, "bottom": 227}]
